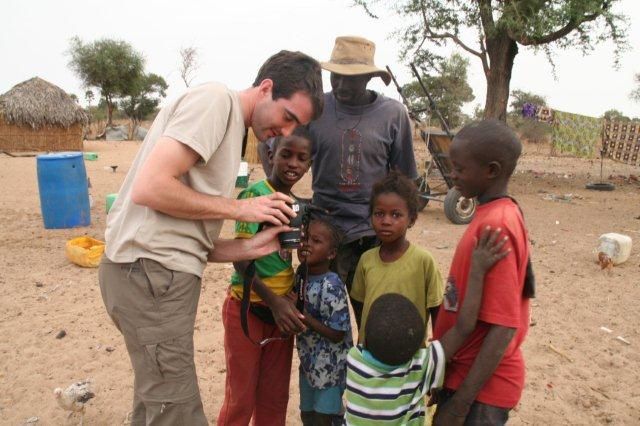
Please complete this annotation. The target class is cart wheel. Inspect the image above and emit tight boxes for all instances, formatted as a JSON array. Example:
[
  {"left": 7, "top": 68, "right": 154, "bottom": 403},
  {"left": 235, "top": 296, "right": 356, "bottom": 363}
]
[
  {"left": 585, "top": 182, "right": 615, "bottom": 191},
  {"left": 417, "top": 176, "right": 430, "bottom": 211},
  {"left": 444, "top": 188, "right": 476, "bottom": 224}
]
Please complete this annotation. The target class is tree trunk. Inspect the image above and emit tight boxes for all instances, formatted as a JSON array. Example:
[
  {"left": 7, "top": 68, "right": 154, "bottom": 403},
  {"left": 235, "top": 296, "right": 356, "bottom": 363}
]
[
  {"left": 128, "top": 118, "right": 139, "bottom": 140},
  {"left": 483, "top": 31, "right": 518, "bottom": 121},
  {"left": 106, "top": 99, "right": 114, "bottom": 127}
]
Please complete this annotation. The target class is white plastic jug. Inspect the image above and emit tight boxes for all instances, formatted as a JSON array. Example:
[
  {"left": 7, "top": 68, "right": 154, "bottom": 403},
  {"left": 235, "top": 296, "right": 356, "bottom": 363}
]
[{"left": 597, "top": 233, "right": 633, "bottom": 265}]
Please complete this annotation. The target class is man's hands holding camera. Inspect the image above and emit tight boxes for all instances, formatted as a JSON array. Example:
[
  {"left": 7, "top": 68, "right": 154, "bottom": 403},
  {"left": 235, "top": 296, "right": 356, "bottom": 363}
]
[
  {"left": 233, "top": 192, "right": 297, "bottom": 226},
  {"left": 237, "top": 194, "right": 318, "bottom": 335}
]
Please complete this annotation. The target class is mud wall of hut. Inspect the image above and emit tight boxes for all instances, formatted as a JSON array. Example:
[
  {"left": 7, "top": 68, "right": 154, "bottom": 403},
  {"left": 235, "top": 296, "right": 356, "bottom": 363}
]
[{"left": 0, "top": 117, "right": 83, "bottom": 152}]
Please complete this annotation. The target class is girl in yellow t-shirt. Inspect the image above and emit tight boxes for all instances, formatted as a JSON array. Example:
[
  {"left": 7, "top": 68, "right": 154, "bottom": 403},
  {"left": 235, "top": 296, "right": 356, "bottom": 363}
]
[{"left": 350, "top": 171, "right": 444, "bottom": 343}]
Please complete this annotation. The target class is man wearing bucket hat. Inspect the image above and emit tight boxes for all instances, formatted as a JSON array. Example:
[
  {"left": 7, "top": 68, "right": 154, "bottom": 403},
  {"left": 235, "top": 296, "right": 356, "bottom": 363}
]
[
  {"left": 309, "top": 36, "right": 419, "bottom": 304},
  {"left": 99, "top": 50, "right": 323, "bottom": 425}
]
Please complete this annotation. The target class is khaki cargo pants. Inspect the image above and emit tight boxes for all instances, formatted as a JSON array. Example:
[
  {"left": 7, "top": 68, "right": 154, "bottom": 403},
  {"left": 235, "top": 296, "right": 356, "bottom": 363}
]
[{"left": 99, "top": 257, "right": 208, "bottom": 425}]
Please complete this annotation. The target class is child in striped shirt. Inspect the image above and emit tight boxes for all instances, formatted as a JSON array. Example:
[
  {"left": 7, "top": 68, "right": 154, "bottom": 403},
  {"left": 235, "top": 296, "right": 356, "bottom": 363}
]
[{"left": 344, "top": 227, "right": 509, "bottom": 425}]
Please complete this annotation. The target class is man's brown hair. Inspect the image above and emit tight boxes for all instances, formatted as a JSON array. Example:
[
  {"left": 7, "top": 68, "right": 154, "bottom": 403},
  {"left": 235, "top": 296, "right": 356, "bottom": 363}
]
[{"left": 253, "top": 50, "right": 324, "bottom": 120}]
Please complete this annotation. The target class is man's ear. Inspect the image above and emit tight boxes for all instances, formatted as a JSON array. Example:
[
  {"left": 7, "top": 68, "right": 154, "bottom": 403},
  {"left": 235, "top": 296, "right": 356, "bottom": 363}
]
[
  {"left": 267, "top": 147, "right": 275, "bottom": 165},
  {"left": 487, "top": 161, "right": 502, "bottom": 179},
  {"left": 257, "top": 78, "right": 274, "bottom": 99}
]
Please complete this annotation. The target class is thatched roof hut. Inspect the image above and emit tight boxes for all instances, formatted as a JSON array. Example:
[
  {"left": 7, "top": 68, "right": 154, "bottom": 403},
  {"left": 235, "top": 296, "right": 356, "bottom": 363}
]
[{"left": 0, "top": 77, "right": 88, "bottom": 152}]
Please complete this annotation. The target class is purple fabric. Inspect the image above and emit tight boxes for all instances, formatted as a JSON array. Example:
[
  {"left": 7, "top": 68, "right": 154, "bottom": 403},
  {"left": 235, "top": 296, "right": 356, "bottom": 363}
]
[{"left": 522, "top": 103, "right": 537, "bottom": 118}]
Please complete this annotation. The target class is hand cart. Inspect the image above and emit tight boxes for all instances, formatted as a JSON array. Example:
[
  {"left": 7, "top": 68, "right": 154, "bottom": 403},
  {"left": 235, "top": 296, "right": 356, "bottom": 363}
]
[{"left": 387, "top": 64, "right": 477, "bottom": 224}]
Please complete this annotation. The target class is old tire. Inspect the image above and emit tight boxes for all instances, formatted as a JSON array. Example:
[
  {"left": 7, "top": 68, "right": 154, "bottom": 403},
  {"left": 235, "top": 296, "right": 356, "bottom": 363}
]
[
  {"left": 444, "top": 188, "right": 476, "bottom": 224},
  {"left": 417, "top": 176, "right": 430, "bottom": 211}
]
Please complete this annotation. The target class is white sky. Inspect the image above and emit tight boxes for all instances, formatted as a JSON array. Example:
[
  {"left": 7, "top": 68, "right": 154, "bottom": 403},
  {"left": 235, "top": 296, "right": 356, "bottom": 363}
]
[{"left": 2, "top": 0, "right": 639, "bottom": 118}]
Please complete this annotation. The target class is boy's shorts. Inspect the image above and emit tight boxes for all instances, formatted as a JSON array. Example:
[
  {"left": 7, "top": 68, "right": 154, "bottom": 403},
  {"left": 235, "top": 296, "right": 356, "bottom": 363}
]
[{"left": 299, "top": 370, "right": 344, "bottom": 415}]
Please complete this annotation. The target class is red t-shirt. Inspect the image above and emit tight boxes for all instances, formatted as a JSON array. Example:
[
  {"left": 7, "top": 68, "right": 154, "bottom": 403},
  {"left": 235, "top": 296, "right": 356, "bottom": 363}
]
[{"left": 433, "top": 198, "right": 531, "bottom": 408}]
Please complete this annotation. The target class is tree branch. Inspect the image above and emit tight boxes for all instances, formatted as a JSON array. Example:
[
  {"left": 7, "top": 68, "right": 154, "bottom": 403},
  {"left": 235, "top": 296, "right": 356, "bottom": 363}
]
[
  {"left": 477, "top": 21, "right": 490, "bottom": 76},
  {"left": 478, "top": 0, "right": 495, "bottom": 32},
  {"left": 509, "top": 7, "right": 606, "bottom": 46},
  {"left": 354, "top": 0, "right": 378, "bottom": 19},
  {"left": 417, "top": 0, "right": 485, "bottom": 59}
]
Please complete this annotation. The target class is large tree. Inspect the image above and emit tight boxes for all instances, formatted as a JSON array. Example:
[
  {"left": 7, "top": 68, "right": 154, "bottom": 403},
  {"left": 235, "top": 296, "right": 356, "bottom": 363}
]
[
  {"left": 120, "top": 73, "right": 168, "bottom": 137},
  {"left": 402, "top": 53, "right": 474, "bottom": 129},
  {"left": 356, "top": 0, "right": 627, "bottom": 121},
  {"left": 68, "top": 37, "right": 144, "bottom": 126}
]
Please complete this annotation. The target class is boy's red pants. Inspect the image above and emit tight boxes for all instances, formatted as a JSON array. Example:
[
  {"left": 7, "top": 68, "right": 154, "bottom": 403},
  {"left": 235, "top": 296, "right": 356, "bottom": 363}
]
[{"left": 217, "top": 296, "right": 293, "bottom": 426}]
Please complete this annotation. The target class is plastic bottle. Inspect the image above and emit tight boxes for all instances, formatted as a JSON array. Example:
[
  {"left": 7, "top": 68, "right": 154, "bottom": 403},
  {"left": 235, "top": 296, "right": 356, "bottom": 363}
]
[{"left": 597, "top": 233, "right": 633, "bottom": 265}]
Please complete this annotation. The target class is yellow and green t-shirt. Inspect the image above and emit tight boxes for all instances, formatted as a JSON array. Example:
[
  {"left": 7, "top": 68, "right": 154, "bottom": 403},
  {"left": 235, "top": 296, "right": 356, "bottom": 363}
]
[
  {"left": 351, "top": 244, "right": 444, "bottom": 343},
  {"left": 230, "top": 180, "right": 294, "bottom": 302}
]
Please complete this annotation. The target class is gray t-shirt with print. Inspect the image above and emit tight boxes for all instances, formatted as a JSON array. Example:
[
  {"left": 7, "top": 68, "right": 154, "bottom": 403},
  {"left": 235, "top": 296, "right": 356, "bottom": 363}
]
[{"left": 309, "top": 92, "right": 417, "bottom": 242}]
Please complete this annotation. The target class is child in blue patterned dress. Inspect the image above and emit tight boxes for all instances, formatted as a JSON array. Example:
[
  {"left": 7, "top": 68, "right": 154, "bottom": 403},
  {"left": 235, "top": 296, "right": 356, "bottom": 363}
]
[{"left": 296, "top": 218, "right": 353, "bottom": 426}]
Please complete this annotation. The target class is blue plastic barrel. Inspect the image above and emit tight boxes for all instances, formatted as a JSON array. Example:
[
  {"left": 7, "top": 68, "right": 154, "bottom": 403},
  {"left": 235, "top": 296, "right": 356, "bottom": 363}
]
[{"left": 36, "top": 152, "right": 91, "bottom": 229}]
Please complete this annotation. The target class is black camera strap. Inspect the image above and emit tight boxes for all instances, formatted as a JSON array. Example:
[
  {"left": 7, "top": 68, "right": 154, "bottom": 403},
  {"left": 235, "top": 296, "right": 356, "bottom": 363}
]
[
  {"left": 238, "top": 198, "right": 318, "bottom": 345},
  {"left": 238, "top": 224, "right": 278, "bottom": 345},
  {"left": 239, "top": 260, "right": 263, "bottom": 345},
  {"left": 294, "top": 262, "right": 308, "bottom": 313}
]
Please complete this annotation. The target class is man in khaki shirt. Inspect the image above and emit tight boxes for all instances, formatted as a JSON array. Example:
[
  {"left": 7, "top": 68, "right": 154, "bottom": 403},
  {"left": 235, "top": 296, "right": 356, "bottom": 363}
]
[{"left": 99, "top": 50, "right": 324, "bottom": 425}]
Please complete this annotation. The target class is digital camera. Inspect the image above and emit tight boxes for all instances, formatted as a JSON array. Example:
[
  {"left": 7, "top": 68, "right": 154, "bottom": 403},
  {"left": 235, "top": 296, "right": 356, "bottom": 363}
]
[
  {"left": 278, "top": 200, "right": 311, "bottom": 250},
  {"left": 278, "top": 199, "right": 312, "bottom": 250}
]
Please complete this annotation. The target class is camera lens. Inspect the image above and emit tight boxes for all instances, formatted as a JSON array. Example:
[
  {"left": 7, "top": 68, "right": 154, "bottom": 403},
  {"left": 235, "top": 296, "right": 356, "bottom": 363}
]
[{"left": 279, "top": 228, "right": 301, "bottom": 249}]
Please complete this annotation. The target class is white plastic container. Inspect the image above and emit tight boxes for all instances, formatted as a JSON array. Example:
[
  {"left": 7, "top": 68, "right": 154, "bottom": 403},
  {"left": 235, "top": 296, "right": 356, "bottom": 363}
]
[{"left": 597, "top": 233, "right": 633, "bottom": 265}]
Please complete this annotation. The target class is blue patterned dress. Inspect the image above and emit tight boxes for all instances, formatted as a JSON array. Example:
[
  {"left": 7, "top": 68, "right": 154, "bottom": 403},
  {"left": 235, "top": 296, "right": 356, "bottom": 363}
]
[{"left": 296, "top": 271, "right": 353, "bottom": 389}]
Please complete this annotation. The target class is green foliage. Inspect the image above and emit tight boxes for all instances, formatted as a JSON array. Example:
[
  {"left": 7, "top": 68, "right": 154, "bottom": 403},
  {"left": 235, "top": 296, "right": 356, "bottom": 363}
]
[
  {"left": 471, "top": 104, "right": 485, "bottom": 121},
  {"left": 359, "top": 0, "right": 628, "bottom": 63},
  {"left": 67, "top": 37, "right": 145, "bottom": 125},
  {"left": 509, "top": 89, "right": 547, "bottom": 117},
  {"left": 506, "top": 89, "right": 551, "bottom": 143},
  {"left": 519, "top": 120, "right": 552, "bottom": 144},
  {"left": 355, "top": 0, "right": 628, "bottom": 120},
  {"left": 84, "top": 90, "right": 95, "bottom": 106},
  {"left": 602, "top": 109, "right": 630, "bottom": 121},
  {"left": 403, "top": 53, "right": 474, "bottom": 129},
  {"left": 509, "top": 116, "right": 552, "bottom": 144},
  {"left": 89, "top": 99, "right": 125, "bottom": 121},
  {"left": 120, "top": 73, "right": 168, "bottom": 124},
  {"left": 86, "top": 105, "right": 105, "bottom": 122}
]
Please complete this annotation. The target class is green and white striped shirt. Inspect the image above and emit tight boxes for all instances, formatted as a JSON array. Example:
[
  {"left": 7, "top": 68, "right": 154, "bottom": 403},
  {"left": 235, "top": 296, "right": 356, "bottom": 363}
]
[{"left": 344, "top": 341, "right": 444, "bottom": 425}]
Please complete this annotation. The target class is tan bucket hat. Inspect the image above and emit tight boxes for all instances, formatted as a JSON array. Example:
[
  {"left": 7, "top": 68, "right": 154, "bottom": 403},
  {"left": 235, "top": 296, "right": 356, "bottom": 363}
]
[{"left": 321, "top": 36, "right": 391, "bottom": 85}]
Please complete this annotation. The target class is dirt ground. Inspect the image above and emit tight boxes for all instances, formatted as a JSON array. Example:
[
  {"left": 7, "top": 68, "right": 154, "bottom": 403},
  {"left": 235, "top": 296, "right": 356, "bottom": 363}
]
[{"left": 1, "top": 140, "right": 639, "bottom": 425}]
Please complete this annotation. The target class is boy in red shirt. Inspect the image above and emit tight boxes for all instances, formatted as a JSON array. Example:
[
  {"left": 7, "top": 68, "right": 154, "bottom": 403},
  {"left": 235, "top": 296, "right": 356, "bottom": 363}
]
[{"left": 433, "top": 120, "right": 534, "bottom": 425}]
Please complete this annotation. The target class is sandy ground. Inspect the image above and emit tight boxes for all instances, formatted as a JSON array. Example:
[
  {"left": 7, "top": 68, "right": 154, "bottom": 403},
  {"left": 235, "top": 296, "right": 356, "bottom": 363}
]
[{"left": 1, "top": 140, "right": 639, "bottom": 425}]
